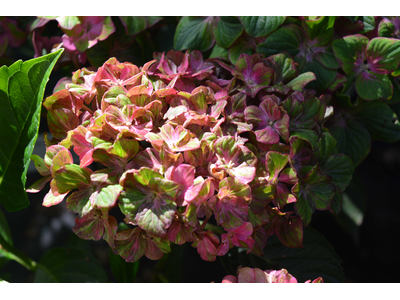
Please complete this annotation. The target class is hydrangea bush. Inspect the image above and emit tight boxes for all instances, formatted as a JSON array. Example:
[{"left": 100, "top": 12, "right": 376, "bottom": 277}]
[
  {"left": 2, "top": 15, "right": 400, "bottom": 283},
  {"left": 26, "top": 48, "right": 353, "bottom": 270}
]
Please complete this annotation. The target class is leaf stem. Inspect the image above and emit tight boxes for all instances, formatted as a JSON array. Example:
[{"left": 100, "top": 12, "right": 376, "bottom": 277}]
[{"left": 0, "top": 233, "right": 37, "bottom": 271}]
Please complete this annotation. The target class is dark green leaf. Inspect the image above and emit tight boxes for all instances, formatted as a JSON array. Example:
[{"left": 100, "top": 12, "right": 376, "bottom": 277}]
[
  {"left": 257, "top": 227, "right": 345, "bottom": 283},
  {"left": 332, "top": 35, "right": 369, "bottom": 75},
  {"left": 174, "top": 17, "right": 214, "bottom": 52},
  {"left": 302, "top": 59, "right": 337, "bottom": 91},
  {"left": 286, "top": 72, "right": 316, "bottom": 91},
  {"left": 34, "top": 247, "right": 107, "bottom": 283},
  {"left": 209, "top": 44, "right": 229, "bottom": 61},
  {"left": 256, "top": 24, "right": 304, "bottom": 57},
  {"left": 228, "top": 36, "right": 256, "bottom": 65},
  {"left": 119, "top": 16, "right": 147, "bottom": 35},
  {"left": 328, "top": 112, "right": 371, "bottom": 166},
  {"left": 264, "top": 53, "right": 296, "bottom": 83},
  {"left": 109, "top": 247, "right": 139, "bottom": 283},
  {"left": 293, "top": 165, "right": 336, "bottom": 226},
  {"left": 313, "top": 46, "right": 340, "bottom": 69},
  {"left": 213, "top": 17, "right": 243, "bottom": 48},
  {"left": 321, "top": 154, "right": 354, "bottom": 192},
  {"left": 0, "top": 49, "right": 63, "bottom": 212},
  {"left": 354, "top": 100, "right": 400, "bottom": 142},
  {"left": 378, "top": 18, "right": 395, "bottom": 38},
  {"left": 355, "top": 72, "right": 392, "bottom": 101},
  {"left": 240, "top": 16, "right": 286, "bottom": 38},
  {"left": 360, "top": 16, "right": 375, "bottom": 34},
  {"left": 366, "top": 37, "right": 400, "bottom": 73},
  {"left": 388, "top": 75, "right": 400, "bottom": 104},
  {"left": 304, "top": 16, "right": 336, "bottom": 46}
]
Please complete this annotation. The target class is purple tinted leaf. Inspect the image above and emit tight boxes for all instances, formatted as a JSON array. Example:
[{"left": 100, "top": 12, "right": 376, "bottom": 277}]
[
  {"left": 42, "top": 184, "right": 68, "bottom": 207},
  {"left": 366, "top": 37, "right": 400, "bottom": 74},
  {"left": 26, "top": 176, "right": 51, "bottom": 193},
  {"left": 191, "top": 230, "right": 220, "bottom": 262},
  {"left": 114, "top": 228, "right": 145, "bottom": 262},
  {"left": 213, "top": 177, "right": 251, "bottom": 230},
  {"left": 286, "top": 72, "right": 316, "bottom": 90},
  {"left": 54, "top": 164, "right": 91, "bottom": 194},
  {"left": 275, "top": 215, "right": 303, "bottom": 248},
  {"left": 245, "top": 97, "right": 289, "bottom": 144},
  {"left": 30, "top": 154, "right": 51, "bottom": 177},
  {"left": 158, "top": 124, "right": 201, "bottom": 152},
  {"left": 265, "top": 151, "right": 289, "bottom": 181},
  {"left": 237, "top": 267, "right": 269, "bottom": 283},
  {"left": 165, "top": 164, "right": 195, "bottom": 206},
  {"left": 234, "top": 53, "right": 274, "bottom": 97},
  {"left": 355, "top": 72, "right": 392, "bottom": 100},
  {"left": 332, "top": 34, "right": 369, "bottom": 74},
  {"left": 47, "top": 108, "right": 79, "bottom": 140},
  {"left": 292, "top": 165, "right": 336, "bottom": 226},
  {"left": 167, "top": 215, "right": 195, "bottom": 245}
]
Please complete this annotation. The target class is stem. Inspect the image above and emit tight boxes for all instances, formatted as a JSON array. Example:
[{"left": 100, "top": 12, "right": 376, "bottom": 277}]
[
  {"left": 0, "top": 233, "right": 37, "bottom": 272},
  {"left": 81, "top": 104, "right": 94, "bottom": 115},
  {"left": 200, "top": 215, "right": 211, "bottom": 231},
  {"left": 203, "top": 223, "right": 226, "bottom": 235}
]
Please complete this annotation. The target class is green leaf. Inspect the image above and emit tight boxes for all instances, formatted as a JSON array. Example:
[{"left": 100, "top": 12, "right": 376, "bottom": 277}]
[
  {"left": 209, "top": 43, "right": 229, "bottom": 61},
  {"left": 256, "top": 227, "right": 345, "bottom": 283},
  {"left": 265, "top": 151, "right": 289, "bottom": 180},
  {"left": 321, "top": 154, "right": 354, "bottom": 192},
  {"left": 313, "top": 46, "right": 341, "bottom": 69},
  {"left": 360, "top": 16, "right": 375, "bottom": 34},
  {"left": 332, "top": 35, "right": 369, "bottom": 75},
  {"left": 355, "top": 72, "right": 392, "bottom": 101},
  {"left": 213, "top": 17, "right": 243, "bottom": 48},
  {"left": 292, "top": 165, "right": 336, "bottom": 226},
  {"left": 378, "top": 18, "right": 395, "bottom": 38},
  {"left": 119, "top": 16, "right": 147, "bottom": 35},
  {"left": 174, "top": 17, "right": 214, "bottom": 52},
  {"left": 256, "top": 24, "right": 304, "bottom": 58},
  {"left": 239, "top": 16, "right": 286, "bottom": 38},
  {"left": 388, "top": 75, "right": 400, "bottom": 104},
  {"left": 366, "top": 37, "right": 400, "bottom": 73},
  {"left": 301, "top": 59, "right": 337, "bottom": 91},
  {"left": 228, "top": 36, "right": 256, "bottom": 65},
  {"left": 54, "top": 164, "right": 91, "bottom": 194},
  {"left": 109, "top": 247, "right": 140, "bottom": 283},
  {"left": 264, "top": 53, "right": 296, "bottom": 83},
  {"left": 328, "top": 112, "right": 371, "bottom": 166},
  {"left": 315, "top": 132, "right": 337, "bottom": 164},
  {"left": 304, "top": 16, "right": 336, "bottom": 46},
  {"left": 354, "top": 100, "right": 400, "bottom": 142},
  {"left": 34, "top": 247, "right": 107, "bottom": 283},
  {"left": 286, "top": 72, "right": 316, "bottom": 91},
  {"left": 0, "top": 49, "right": 63, "bottom": 212},
  {"left": 220, "top": 227, "right": 344, "bottom": 282}
]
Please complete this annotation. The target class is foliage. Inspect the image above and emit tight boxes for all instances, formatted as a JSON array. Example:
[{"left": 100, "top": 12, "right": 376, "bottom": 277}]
[{"left": 1, "top": 15, "right": 400, "bottom": 283}]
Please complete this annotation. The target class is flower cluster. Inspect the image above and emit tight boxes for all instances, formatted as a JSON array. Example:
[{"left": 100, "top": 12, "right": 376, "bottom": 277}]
[
  {"left": 221, "top": 267, "right": 323, "bottom": 283},
  {"left": 28, "top": 50, "right": 352, "bottom": 262}
]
